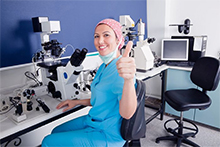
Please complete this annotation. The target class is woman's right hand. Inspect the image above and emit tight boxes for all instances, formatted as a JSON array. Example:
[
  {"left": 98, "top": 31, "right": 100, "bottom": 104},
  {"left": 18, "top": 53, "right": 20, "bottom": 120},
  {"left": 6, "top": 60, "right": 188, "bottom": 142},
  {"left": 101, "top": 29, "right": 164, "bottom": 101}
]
[{"left": 56, "top": 99, "right": 79, "bottom": 112}]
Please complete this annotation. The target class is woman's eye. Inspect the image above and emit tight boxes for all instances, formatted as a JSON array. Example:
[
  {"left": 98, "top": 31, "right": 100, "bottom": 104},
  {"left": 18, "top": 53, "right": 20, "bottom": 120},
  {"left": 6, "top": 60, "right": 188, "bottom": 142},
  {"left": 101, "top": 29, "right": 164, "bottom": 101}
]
[
  {"left": 94, "top": 35, "right": 99, "bottom": 38},
  {"left": 104, "top": 34, "right": 109, "bottom": 37}
]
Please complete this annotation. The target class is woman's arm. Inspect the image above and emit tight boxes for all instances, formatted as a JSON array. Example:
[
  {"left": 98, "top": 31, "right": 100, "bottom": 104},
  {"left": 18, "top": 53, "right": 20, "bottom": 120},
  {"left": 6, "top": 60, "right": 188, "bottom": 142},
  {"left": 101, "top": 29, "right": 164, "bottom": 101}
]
[
  {"left": 56, "top": 99, "right": 91, "bottom": 112},
  {"left": 119, "top": 79, "right": 137, "bottom": 119},
  {"left": 116, "top": 41, "right": 137, "bottom": 119}
]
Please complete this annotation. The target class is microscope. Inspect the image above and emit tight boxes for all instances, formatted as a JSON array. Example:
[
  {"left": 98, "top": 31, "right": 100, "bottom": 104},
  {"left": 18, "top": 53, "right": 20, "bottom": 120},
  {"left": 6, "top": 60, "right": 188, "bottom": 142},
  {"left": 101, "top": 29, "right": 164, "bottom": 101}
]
[
  {"left": 3, "top": 87, "right": 50, "bottom": 123},
  {"left": 32, "top": 17, "right": 88, "bottom": 100},
  {"left": 119, "top": 15, "right": 155, "bottom": 71},
  {"left": 32, "top": 17, "right": 63, "bottom": 62}
]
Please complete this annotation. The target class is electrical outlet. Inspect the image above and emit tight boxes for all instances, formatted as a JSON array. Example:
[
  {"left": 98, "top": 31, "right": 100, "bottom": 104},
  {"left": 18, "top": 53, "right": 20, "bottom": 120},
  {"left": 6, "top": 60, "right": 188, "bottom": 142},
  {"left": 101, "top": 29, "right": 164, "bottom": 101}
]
[{"left": 218, "top": 51, "right": 220, "bottom": 60}]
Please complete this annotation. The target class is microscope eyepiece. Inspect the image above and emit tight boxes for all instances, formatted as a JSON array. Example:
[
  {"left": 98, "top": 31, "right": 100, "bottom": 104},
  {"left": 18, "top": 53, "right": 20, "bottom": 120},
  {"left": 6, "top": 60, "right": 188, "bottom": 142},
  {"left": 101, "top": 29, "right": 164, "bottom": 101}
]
[
  {"left": 70, "top": 48, "right": 88, "bottom": 67},
  {"left": 80, "top": 48, "right": 88, "bottom": 57}
]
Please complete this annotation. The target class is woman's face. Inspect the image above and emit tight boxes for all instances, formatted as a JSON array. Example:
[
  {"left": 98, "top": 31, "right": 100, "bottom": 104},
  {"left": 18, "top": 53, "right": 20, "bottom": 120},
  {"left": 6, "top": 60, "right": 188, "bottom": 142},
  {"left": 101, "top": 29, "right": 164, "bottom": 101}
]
[{"left": 94, "top": 24, "right": 119, "bottom": 56}]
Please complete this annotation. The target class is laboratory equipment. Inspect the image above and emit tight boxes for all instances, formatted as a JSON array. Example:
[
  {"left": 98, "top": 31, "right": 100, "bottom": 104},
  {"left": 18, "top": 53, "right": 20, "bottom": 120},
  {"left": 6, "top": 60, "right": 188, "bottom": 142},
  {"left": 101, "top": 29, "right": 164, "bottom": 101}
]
[
  {"left": 10, "top": 96, "right": 27, "bottom": 122},
  {"left": 119, "top": 15, "right": 155, "bottom": 71},
  {"left": 9, "top": 89, "right": 35, "bottom": 122},
  {"left": 36, "top": 98, "right": 50, "bottom": 113},
  {"left": 32, "top": 17, "right": 63, "bottom": 62},
  {"left": 22, "top": 89, "right": 35, "bottom": 111},
  {"left": 37, "top": 48, "right": 88, "bottom": 100},
  {"left": 8, "top": 87, "right": 50, "bottom": 122},
  {"left": 32, "top": 17, "right": 88, "bottom": 100}
]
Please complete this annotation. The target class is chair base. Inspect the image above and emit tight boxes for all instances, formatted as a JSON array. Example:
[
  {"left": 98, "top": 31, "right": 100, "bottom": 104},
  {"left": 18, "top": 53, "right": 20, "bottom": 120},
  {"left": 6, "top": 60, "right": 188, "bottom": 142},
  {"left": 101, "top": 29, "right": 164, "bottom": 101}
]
[
  {"left": 123, "top": 139, "right": 141, "bottom": 147},
  {"left": 156, "top": 118, "right": 200, "bottom": 147}
]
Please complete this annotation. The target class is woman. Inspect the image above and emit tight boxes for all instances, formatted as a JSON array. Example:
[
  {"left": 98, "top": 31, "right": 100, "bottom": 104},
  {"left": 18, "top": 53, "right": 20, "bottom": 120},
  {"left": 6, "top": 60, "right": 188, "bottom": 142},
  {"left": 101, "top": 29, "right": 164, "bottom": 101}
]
[{"left": 42, "top": 18, "right": 137, "bottom": 147}]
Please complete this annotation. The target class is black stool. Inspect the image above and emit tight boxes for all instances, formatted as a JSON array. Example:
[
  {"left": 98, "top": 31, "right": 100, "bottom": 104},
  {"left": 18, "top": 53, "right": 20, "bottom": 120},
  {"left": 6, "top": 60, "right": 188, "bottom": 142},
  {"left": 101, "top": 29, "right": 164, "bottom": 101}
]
[{"left": 156, "top": 57, "right": 220, "bottom": 147}]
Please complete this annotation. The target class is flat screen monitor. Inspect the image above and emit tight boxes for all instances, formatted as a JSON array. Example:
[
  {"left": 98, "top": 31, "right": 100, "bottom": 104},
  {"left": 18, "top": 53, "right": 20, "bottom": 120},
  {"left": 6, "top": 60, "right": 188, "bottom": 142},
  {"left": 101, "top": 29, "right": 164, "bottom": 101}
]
[{"left": 161, "top": 39, "right": 189, "bottom": 61}]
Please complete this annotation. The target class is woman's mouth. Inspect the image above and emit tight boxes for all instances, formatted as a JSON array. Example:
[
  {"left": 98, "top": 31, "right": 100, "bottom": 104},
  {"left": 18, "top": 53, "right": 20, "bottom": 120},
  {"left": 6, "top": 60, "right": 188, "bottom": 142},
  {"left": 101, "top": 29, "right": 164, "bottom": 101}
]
[{"left": 99, "top": 45, "right": 107, "bottom": 50}]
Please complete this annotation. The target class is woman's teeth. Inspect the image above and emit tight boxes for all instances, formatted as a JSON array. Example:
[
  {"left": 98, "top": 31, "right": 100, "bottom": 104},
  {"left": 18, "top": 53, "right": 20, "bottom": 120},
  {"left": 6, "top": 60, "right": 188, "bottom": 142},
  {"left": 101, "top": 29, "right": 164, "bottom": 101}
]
[{"left": 100, "top": 46, "right": 106, "bottom": 49}]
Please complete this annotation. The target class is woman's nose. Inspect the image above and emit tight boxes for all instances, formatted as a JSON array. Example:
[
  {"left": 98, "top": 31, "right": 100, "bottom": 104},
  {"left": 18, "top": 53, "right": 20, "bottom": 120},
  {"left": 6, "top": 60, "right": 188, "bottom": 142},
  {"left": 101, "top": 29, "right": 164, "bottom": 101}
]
[{"left": 98, "top": 36, "right": 104, "bottom": 44}]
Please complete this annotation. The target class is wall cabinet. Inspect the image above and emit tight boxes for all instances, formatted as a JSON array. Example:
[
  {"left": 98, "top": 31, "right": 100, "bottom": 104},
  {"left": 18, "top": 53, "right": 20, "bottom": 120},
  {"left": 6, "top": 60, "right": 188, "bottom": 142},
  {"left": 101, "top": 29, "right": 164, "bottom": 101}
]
[{"left": 165, "top": 68, "right": 220, "bottom": 129}]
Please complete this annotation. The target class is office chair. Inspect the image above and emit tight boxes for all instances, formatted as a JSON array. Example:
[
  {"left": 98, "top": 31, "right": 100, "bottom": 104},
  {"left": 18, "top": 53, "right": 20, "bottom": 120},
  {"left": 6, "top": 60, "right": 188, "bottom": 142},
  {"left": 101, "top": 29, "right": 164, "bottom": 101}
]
[
  {"left": 155, "top": 57, "right": 220, "bottom": 147},
  {"left": 122, "top": 79, "right": 146, "bottom": 147}
]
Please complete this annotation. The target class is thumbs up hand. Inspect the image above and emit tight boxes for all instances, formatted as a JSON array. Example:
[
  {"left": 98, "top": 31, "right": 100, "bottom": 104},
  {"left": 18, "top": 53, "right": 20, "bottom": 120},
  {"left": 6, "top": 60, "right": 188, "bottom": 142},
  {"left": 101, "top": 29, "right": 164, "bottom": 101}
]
[{"left": 116, "top": 41, "right": 136, "bottom": 80}]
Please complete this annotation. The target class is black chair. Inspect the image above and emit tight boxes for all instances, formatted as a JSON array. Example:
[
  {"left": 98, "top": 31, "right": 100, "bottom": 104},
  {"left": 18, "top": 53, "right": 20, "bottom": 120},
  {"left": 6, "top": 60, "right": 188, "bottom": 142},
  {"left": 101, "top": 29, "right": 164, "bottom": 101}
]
[
  {"left": 122, "top": 79, "right": 146, "bottom": 147},
  {"left": 156, "top": 57, "right": 220, "bottom": 147}
]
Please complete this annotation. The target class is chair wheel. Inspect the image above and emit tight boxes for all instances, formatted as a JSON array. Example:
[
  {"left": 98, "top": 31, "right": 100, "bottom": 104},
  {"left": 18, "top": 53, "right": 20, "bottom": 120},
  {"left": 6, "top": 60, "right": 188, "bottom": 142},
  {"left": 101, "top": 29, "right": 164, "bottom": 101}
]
[
  {"left": 155, "top": 138, "right": 160, "bottom": 143},
  {"left": 167, "top": 128, "right": 173, "bottom": 133}
]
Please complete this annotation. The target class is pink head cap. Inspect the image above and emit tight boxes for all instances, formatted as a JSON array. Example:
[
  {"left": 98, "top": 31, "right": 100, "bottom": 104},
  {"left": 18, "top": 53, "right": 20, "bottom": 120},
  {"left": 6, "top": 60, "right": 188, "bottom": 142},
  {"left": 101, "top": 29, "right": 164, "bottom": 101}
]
[{"left": 95, "top": 19, "right": 125, "bottom": 50}]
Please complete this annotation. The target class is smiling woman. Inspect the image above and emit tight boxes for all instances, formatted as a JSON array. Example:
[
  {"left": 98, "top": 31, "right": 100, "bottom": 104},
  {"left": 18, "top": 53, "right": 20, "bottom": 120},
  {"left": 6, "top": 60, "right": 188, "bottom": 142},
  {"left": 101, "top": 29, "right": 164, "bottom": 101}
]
[
  {"left": 41, "top": 18, "right": 137, "bottom": 147},
  {"left": 94, "top": 25, "right": 119, "bottom": 56},
  {"left": 94, "top": 19, "right": 124, "bottom": 65}
]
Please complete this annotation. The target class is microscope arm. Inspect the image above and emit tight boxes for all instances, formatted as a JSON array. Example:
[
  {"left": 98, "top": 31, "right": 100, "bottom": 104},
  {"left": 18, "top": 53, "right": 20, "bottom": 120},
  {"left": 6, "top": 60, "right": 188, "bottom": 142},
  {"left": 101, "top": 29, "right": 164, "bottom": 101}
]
[{"left": 57, "top": 48, "right": 88, "bottom": 85}]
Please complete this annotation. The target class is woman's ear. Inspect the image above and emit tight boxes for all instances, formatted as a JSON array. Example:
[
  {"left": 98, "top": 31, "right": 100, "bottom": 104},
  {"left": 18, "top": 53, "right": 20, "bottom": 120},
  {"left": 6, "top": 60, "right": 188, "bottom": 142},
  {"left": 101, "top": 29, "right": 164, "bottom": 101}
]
[{"left": 116, "top": 38, "right": 120, "bottom": 45}]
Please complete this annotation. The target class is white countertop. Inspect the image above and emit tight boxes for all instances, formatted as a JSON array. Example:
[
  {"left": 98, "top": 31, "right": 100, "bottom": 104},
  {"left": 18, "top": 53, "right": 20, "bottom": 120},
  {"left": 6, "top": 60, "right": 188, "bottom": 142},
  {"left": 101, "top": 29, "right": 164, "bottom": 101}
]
[
  {"left": 0, "top": 94, "right": 90, "bottom": 140},
  {"left": 0, "top": 62, "right": 192, "bottom": 141},
  {"left": 136, "top": 64, "right": 169, "bottom": 80},
  {"left": 136, "top": 64, "right": 192, "bottom": 80}
]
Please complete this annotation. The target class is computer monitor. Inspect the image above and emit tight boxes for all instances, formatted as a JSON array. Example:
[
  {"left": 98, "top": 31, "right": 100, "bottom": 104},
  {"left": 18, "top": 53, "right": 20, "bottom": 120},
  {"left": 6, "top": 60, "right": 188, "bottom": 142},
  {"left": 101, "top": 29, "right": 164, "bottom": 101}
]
[
  {"left": 171, "top": 36, "right": 207, "bottom": 62},
  {"left": 161, "top": 39, "right": 189, "bottom": 61}
]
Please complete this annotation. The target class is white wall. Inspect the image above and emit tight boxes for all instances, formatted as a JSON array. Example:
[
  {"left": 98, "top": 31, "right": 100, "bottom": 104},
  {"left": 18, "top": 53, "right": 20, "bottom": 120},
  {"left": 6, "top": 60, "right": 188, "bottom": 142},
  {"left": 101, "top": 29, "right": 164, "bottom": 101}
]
[
  {"left": 146, "top": 0, "right": 220, "bottom": 98},
  {"left": 166, "top": 0, "right": 220, "bottom": 58},
  {"left": 148, "top": 0, "right": 220, "bottom": 58}
]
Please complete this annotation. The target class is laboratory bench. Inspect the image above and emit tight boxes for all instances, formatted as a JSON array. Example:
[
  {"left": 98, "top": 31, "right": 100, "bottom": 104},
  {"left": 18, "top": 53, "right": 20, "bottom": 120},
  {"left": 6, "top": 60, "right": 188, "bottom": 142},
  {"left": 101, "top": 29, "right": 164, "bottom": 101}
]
[
  {"left": 1, "top": 59, "right": 219, "bottom": 146},
  {"left": 0, "top": 53, "right": 101, "bottom": 146},
  {"left": 0, "top": 62, "right": 168, "bottom": 146},
  {"left": 0, "top": 91, "right": 91, "bottom": 146}
]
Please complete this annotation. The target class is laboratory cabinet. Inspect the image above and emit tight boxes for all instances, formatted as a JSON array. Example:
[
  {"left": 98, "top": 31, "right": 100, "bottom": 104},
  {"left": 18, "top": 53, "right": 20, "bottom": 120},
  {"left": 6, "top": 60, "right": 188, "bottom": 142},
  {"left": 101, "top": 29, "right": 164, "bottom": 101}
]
[{"left": 165, "top": 68, "right": 220, "bottom": 129}]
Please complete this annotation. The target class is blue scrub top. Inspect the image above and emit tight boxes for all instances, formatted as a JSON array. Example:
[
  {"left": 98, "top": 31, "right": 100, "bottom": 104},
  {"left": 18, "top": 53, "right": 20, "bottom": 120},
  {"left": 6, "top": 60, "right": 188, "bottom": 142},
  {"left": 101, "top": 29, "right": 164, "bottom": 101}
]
[{"left": 85, "top": 56, "right": 136, "bottom": 142}]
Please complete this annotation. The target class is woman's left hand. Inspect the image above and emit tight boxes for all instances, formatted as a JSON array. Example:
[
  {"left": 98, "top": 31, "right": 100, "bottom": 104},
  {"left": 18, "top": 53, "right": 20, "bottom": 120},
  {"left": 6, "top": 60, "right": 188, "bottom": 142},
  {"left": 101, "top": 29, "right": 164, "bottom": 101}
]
[{"left": 116, "top": 41, "right": 136, "bottom": 80}]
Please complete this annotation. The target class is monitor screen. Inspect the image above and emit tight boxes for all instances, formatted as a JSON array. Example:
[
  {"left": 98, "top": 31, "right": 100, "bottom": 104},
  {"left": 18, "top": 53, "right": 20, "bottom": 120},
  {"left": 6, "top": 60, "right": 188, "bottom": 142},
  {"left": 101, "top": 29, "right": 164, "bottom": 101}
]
[{"left": 161, "top": 39, "right": 189, "bottom": 61}]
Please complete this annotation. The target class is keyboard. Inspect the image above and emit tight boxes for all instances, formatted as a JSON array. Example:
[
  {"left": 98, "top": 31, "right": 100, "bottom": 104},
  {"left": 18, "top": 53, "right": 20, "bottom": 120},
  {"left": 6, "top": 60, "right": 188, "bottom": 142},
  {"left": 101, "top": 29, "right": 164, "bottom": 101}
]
[{"left": 166, "top": 61, "right": 194, "bottom": 67}]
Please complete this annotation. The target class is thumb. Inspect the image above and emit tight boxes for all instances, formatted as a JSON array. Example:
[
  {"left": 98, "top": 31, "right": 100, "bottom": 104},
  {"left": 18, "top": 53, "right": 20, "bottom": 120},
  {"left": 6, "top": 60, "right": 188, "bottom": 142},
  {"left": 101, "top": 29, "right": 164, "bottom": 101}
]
[{"left": 123, "top": 41, "right": 133, "bottom": 57}]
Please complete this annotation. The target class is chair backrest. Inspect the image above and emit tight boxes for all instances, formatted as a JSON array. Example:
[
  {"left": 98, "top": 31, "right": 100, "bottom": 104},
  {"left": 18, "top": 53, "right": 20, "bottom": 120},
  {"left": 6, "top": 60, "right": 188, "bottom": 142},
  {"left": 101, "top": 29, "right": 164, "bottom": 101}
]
[
  {"left": 120, "top": 79, "right": 146, "bottom": 140},
  {"left": 190, "top": 57, "right": 220, "bottom": 91}
]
